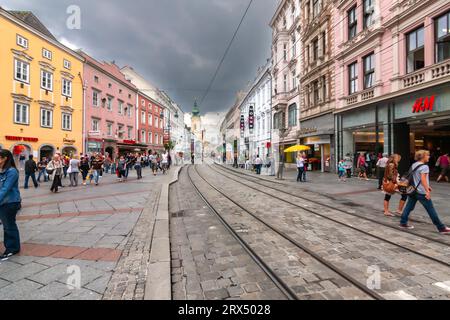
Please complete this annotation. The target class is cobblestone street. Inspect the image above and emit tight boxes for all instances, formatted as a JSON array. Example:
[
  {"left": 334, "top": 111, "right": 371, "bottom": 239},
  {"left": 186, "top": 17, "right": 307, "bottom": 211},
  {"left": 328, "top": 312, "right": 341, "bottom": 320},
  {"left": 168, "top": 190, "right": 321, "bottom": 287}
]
[{"left": 0, "top": 167, "right": 172, "bottom": 300}]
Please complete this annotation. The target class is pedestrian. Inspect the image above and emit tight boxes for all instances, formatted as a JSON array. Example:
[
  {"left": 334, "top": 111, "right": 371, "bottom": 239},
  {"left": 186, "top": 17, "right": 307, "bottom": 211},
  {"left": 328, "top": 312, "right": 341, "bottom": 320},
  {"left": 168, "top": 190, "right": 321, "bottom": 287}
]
[
  {"left": 47, "top": 155, "right": 63, "bottom": 193},
  {"left": 37, "top": 157, "right": 49, "bottom": 183},
  {"left": 338, "top": 159, "right": 346, "bottom": 182},
  {"left": 68, "top": 156, "right": 80, "bottom": 187},
  {"left": 296, "top": 154, "right": 305, "bottom": 182},
  {"left": 357, "top": 153, "right": 369, "bottom": 181},
  {"left": 382, "top": 154, "right": 407, "bottom": 217},
  {"left": 301, "top": 153, "right": 308, "bottom": 182},
  {"left": 62, "top": 155, "right": 70, "bottom": 179},
  {"left": 161, "top": 151, "right": 169, "bottom": 174},
  {"left": 135, "top": 153, "right": 143, "bottom": 179},
  {"left": 191, "top": 153, "right": 195, "bottom": 165},
  {"left": 117, "top": 156, "right": 127, "bottom": 182},
  {"left": 436, "top": 152, "right": 449, "bottom": 183},
  {"left": 79, "top": 157, "right": 90, "bottom": 186},
  {"left": 376, "top": 153, "right": 389, "bottom": 190},
  {"left": 0, "top": 150, "right": 22, "bottom": 260},
  {"left": 104, "top": 155, "right": 112, "bottom": 174},
  {"left": 24, "top": 155, "right": 39, "bottom": 189},
  {"left": 254, "top": 155, "right": 263, "bottom": 175},
  {"left": 344, "top": 154, "right": 353, "bottom": 178},
  {"left": 168, "top": 153, "right": 172, "bottom": 170},
  {"left": 91, "top": 155, "right": 104, "bottom": 186},
  {"left": 399, "top": 150, "right": 450, "bottom": 234}
]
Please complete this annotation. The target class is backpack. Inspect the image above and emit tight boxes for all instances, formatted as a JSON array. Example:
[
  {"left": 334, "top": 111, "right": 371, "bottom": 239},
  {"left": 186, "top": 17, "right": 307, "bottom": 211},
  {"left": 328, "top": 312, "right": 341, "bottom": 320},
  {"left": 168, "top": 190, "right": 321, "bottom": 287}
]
[{"left": 397, "top": 164, "right": 425, "bottom": 195}]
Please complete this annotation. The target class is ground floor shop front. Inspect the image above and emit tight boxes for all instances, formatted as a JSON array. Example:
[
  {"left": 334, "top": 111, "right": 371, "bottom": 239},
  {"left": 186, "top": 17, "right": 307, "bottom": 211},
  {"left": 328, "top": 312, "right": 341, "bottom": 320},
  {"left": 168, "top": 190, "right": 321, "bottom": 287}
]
[
  {"left": 336, "top": 84, "right": 450, "bottom": 175},
  {"left": 0, "top": 135, "right": 81, "bottom": 168}
]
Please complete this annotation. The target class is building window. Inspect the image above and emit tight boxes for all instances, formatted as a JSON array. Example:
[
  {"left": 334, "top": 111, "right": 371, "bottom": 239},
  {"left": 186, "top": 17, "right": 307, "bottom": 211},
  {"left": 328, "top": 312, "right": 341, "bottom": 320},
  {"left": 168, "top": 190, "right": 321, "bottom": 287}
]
[
  {"left": 127, "top": 127, "right": 133, "bottom": 139},
  {"left": 42, "top": 48, "right": 52, "bottom": 60},
  {"left": 118, "top": 125, "right": 124, "bottom": 139},
  {"left": 92, "top": 119, "right": 100, "bottom": 132},
  {"left": 348, "top": 6, "right": 357, "bottom": 40},
  {"left": 406, "top": 26, "right": 425, "bottom": 73},
  {"left": 292, "top": 70, "right": 297, "bottom": 89},
  {"left": 160, "top": 135, "right": 163, "bottom": 145},
  {"left": 321, "top": 75, "right": 327, "bottom": 101},
  {"left": 292, "top": 35, "right": 296, "bottom": 58},
  {"left": 312, "top": 37, "right": 319, "bottom": 61},
  {"left": 107, "top": 97, "right": 113, "bottom": 111},
  {"left": 160, "top": 119, "right": 163, "bottom": 129},
  {"left": 363, "top": 0, "right": 374, "bottom": 29},
  {"left": 363, "top": 53, "right": 375, "bottom": 89},
  {"left": 14, "top": 103, "right": 29, "bottom": 125},
  {"left": 321, "top": 31, "right": 326, "bottom": 56},
  {"left": 313, "top": 0, "right": 320, "bottom": 18},
  {"left": 155, "top": 133, "right": 159, "bottom": 145},
  {"left": 283, "top": 74, "right": 288, "bottom": 92},
  {"left": 149, "top": 132, "right": 153, "bottom": 144},
  {"left": 108, "top": 83, "right": 112, "bottom": 89},
  {"left": 62, "top": 113, "right": 72, "bottom": 131},
  {"left": 107, "top": 122, "right": 113, "bottom": 136},
  {"left": 141, "top": 111, "right": 146, "bottom": 124},
  {"left": 436, "top": 11, "right": 450, "bottom": 62},
  {"left": 62, "top": 78, "right": 72, "bottom": 97},
  {"left": 149, "top": 114, "right": 153, "bottom": 126},
  {"left": 127, "top": 104, "right": 132, "bottom": 117},
  {"left": 141, "top": 130, "right": 146, "bottom": 143},
  {"left": 63, "top": 59, "right": 71, "bottom": 70},
  {"left": 41, "top": 70, "right": 53, "bottom": 91},
  {"left": 41, "top": 109, "right": 53, "bottom": 128},
  {"left": 92, "top": 91, "right": 100, "bottom": 107},
  {"left": 94, "top": 76, "right": 99, "bottom": 83},
  {"left": 305, "top": 1, "right": 310, "bottom": 22},
  {"left": 155, "top": 117, "right": 159, "bottom": 129},
  {"left": 118, "top": 101, "right": 123, "bottom": 115},
  {"left": 349, "top": 62, "right": 358, "bottom": 94},
  {"left": 288, "top": 104, "right": 297, "bottom": 127},
  {"left": 16, "top": 34, "right": 28, "bottom": 48},
  {"left": 283, "top": 43, "right": 288, "bottom": 61},
  {"left": 14, "top": 59, "right": 29, "bottom": 83},
  {"left": 313, "top": 80, "right": 320, "bottom": 105}
]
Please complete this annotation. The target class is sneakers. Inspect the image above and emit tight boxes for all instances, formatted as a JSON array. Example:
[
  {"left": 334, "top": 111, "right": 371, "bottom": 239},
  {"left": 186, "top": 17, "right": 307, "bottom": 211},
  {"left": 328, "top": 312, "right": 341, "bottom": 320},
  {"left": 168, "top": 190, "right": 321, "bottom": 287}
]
[
  {"left": 0, "top": 251, "right": 19, "bottom": 261},
  {"left": 399, "top": 224, "right": 414, "bottom": 230},
  {"left": 439, "top": 227, "right": 450, "bottom": 235}
]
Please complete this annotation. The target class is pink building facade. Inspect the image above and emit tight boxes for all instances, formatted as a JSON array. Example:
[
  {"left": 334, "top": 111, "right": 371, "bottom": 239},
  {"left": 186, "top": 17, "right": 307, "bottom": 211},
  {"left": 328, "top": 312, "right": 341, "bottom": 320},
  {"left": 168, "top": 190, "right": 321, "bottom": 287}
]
[
  {"left": 81, "top": 52, "right": 142, "bottom": 159},
  {"left": 334, "top": 0, "right": 450, "bottom": 173}
]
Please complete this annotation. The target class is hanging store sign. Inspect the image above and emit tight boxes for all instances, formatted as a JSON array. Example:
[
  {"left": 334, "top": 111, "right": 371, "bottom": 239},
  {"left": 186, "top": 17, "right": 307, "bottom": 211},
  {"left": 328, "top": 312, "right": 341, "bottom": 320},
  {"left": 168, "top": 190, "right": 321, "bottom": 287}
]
[
  {"left": 412, "top": 96, "right": 435, "bottom": 113},
  {"left": 240, "top": 115, "right": 245, "bottom": 137},
  {"left": 248, "top": 106, "right": 255, "bottom": 130}
]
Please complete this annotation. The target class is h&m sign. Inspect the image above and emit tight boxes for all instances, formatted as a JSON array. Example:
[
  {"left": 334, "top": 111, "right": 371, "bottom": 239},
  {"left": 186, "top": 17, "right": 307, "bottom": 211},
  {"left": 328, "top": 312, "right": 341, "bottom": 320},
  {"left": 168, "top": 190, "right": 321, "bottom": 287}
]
[{"left": 412, "top": 96, "right": 435, "bottom": 113}]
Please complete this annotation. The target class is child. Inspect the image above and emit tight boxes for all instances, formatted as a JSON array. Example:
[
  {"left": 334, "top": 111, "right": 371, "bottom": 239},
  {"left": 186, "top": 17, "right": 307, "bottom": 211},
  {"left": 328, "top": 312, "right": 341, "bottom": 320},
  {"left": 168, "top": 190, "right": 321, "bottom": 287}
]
[
  {"left": 338, "top": 159, "right": 347, "bottom": 182},
  {"left": 88, "top": 169, "right": 94, "bottom": 185}
]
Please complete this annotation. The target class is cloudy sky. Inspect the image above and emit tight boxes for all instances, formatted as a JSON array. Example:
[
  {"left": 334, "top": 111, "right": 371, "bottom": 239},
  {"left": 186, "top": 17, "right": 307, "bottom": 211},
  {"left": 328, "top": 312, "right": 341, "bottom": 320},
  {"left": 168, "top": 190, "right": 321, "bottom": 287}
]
[{"left": 2, "top": 0, "right": 277, "bottom": 114}]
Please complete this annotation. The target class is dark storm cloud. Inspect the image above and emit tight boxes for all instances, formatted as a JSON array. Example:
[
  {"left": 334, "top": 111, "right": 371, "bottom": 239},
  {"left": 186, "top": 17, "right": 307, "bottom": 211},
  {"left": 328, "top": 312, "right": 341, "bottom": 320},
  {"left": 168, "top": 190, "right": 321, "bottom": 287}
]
[{"left": 2, "top": 0, "right": 277, "bottom": 114}]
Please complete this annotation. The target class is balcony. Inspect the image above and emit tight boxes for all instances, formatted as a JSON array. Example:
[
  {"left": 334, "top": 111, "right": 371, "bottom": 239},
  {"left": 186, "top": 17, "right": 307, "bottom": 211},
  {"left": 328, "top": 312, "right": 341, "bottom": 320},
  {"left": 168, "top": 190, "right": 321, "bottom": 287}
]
[
  {"left": 344, "top": 87, "right": 376, "bottom": 107},
  {"left": 272, "top": 92, "right": 289, "bottom": 110},
  {"left": 400, "top": 59, "right": 450, "bottom": 90}
]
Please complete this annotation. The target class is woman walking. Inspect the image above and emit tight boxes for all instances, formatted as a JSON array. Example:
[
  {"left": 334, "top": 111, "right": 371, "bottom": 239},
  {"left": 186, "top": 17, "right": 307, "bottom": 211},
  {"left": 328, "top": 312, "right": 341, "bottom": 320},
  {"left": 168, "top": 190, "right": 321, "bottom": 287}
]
[
  {"left": 382, "top": 154, "right": 407, "bottom": 217},
  {"left": 47, "top": 155, "right": 63, "bottom": 193},
  {"left": 69, "top": 156, "right": 80, "bottom": 187},
  {"left": 436, "top": 152, "right": 449, "bottom": 183},
  {"left": 135, "top": 153, "right": 143, "bottom": 180},
  {"left": 357, "top": 153, "right": 369, "bottom": 181},
  {"left": 117, "top": 156, "right": 127, "bottom": 182},
  {"left": 0, "top": 150, "right": 22, "bottom": 260},
  {"left": 400, "top": 150, "right": 450, "bottom": 234},
  {"left": 296, "top": 154, "right": 305, "bottom": 182},
  {"left": 338, "top": 159, "right": 347, "bottom": 182},
  {"left": 79, "top": 157, "right": 90, "bottom": 186}
]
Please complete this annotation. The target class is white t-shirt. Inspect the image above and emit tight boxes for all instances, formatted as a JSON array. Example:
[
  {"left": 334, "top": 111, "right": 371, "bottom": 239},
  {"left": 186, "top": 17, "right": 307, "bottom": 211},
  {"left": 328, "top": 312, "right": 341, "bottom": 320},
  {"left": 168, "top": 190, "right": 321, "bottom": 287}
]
[
  {"left": 411, "top": 162, "right": 429, "bottom": 195},
  {"left": 296, "top": 158, "right": 305, "bottom": 168},
  {"left": 161, "top": 154, "right": 168, "bottom": 164}
]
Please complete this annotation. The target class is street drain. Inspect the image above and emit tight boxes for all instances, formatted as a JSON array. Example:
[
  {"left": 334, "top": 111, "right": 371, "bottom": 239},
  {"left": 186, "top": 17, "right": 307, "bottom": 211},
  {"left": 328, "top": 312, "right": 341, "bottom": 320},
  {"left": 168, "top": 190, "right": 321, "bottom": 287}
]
[{"left": 171, "top": 210, "right": 185, "bottom": 218}]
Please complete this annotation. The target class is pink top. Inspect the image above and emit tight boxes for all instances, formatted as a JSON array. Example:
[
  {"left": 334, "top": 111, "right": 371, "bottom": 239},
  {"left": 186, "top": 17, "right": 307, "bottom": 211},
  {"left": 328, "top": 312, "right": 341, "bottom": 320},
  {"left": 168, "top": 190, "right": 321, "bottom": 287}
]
[{"left": 439, "top": 155, "right": 449, "bottom": 167}]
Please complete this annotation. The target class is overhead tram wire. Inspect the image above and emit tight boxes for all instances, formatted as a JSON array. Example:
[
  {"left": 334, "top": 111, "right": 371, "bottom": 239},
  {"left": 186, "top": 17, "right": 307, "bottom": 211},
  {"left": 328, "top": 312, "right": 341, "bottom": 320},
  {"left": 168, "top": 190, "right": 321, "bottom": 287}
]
[{"left": 199, "top": 0, "right": 254, "bottom": 107}]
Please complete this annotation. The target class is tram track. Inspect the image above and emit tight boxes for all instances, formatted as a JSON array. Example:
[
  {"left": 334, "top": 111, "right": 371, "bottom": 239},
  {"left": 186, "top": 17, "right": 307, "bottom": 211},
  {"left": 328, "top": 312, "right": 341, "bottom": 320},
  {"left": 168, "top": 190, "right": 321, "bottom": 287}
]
[
  {"left": 213, "top": 163, "right": 450, "bottom": 249},
  {"left": 187, "top": 165, "right": 384, "bottom": 300}
]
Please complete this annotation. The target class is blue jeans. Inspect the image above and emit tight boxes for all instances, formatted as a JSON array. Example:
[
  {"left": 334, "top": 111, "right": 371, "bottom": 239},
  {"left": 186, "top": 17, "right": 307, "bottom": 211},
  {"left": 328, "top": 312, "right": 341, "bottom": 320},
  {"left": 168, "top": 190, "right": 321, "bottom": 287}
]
[
  {"left": 37, "top": 169, "right": 48, "bottom": 182},
  {"left": 297, "top": 167, "right": 305, "bottom": 182},
  {"left": 0, "top": 203, "right": 21, "bottom": 253},
  {"left": 93, "top": 169, "right": 102, "bottom": 184},
  {"left": 24, "top": 173, "right": 38, "bottom": 189},
  {"left": 401, "top": 192, "right": 446, "bottom": 231}
]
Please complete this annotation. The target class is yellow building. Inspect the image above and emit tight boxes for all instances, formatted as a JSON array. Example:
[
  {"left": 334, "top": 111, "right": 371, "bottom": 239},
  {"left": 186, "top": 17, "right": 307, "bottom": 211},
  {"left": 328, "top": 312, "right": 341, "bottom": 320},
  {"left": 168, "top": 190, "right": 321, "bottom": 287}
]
[{"left": 0, "top": 8, "right": 84, "bottom": 167}]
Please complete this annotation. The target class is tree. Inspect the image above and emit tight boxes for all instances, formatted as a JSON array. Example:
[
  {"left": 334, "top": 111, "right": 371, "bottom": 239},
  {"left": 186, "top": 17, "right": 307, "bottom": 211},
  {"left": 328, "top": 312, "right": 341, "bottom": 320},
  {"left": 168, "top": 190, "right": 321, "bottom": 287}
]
[{"left": 164, "top": 140, "right": 176, "bottom": 151}]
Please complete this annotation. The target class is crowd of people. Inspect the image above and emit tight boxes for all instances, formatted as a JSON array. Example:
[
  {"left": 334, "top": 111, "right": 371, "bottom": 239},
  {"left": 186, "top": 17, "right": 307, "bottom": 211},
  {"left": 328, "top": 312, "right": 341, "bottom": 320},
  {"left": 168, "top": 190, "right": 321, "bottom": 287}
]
[{"left": 0, "top": 148, "right": 175, "bottom": 261}]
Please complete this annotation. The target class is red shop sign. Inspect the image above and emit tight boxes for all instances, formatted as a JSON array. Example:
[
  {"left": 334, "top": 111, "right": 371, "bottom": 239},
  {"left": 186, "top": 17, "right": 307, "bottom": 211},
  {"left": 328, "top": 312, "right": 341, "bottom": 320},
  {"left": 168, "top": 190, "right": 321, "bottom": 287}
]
[
  {"left": 5, "top": 136, "right": 39, "bottom": 142},
  {"left": 412, "top": 96, "right": 435, "bottom": 113},
  {"left": 122, "top": 140, "right": 136, "bottom": 145}
]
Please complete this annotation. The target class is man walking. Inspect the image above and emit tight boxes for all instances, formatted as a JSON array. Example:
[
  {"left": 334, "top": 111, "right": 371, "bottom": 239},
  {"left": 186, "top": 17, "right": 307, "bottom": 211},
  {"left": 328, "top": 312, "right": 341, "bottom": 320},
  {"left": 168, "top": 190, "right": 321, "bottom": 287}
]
[
  {"left": 91, "top": 155, "right": 104, "bottom": 186},
  {"left": 400, "top": 150, "right": 450, "bottom": 234},
  {"left": 24, "top": 155, "right": 39, "bottom": 189},
  {"left": 254, "top": 155, "right": 263, "bottom": 175},
  {"left": 37, "top": 157, "right": 48, "bottom": 183},
  {"left": 376, "top": 153, "right": 389, "bottom": 190}
]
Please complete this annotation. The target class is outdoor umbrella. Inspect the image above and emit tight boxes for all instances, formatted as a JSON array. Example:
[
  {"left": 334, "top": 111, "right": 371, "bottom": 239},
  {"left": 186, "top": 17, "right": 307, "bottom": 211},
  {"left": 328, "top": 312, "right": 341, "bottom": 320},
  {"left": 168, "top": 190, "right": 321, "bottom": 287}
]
[{"left": 284, "top": 145, "right": 311, "bottom": 153}]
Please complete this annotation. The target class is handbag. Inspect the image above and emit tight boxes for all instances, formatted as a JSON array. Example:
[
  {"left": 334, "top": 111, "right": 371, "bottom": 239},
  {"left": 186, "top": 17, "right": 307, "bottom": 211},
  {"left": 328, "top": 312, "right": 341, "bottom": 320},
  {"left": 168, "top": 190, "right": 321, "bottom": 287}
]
[{"left": 382, "top": 179, "right": 397, "bottom": 194}]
